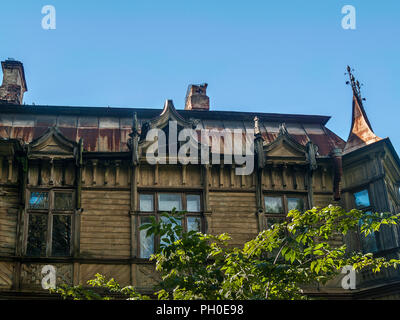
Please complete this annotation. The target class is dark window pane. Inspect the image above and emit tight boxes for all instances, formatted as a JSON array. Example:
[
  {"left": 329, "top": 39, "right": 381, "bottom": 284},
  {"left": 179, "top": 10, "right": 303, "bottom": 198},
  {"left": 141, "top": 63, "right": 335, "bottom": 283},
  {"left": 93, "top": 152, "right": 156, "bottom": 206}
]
[
  {"left": 266, "top": 217, "right": 285, "bottom": 230},
  {"left": 158, "top": 194, "right": 182, "bottom": 211},
  {"left": 140, "top": 217, "right": 154, "bottom": 258},
  {"left": 354, "top": 190, "right": 370, "bottom": 208},
  {"left": 187, "top": 216, "right": 201, "bottom": 232},
  {"left": 187, "top": 195, "right": 201, "bottom": 212},
  {"left": 51, "top": 215, "right": 71, "bottom": 256},
  {"left": 160, "top": 216, "right": 182, "bottom": 246},
  {"left": 359, "top": 211, "right": 378, "bottom": 253},
  {"left": 26, "top": 214, "right": 48, "bottom": 256},
  {"left": 360, "top": 232, "right": 378, "bottom": 253},
  {"left": 54, "top": 193, "right": 74, "bottom": 211},
  {"left": 140, "top": 194, "right": 154, "bottom": 212},
  {"left": 264, "top": 197, "right": 283, "bottom": 214},
  {"left": 287, "top": 198, "right": 304, "bottom": 212},
  {"left": 29, "top": 192, "right": 49, "bottom": 210}
]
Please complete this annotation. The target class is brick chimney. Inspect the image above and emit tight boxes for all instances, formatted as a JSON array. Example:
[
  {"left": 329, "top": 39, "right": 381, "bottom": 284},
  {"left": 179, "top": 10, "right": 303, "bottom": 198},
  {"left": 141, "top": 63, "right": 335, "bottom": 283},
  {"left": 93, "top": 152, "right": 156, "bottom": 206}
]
[
  {"left": 185, "top": 83, "right": 209, "bottom": 111},
  {"left": 0, "top": 59, "right": 27, "bottom": 105}
]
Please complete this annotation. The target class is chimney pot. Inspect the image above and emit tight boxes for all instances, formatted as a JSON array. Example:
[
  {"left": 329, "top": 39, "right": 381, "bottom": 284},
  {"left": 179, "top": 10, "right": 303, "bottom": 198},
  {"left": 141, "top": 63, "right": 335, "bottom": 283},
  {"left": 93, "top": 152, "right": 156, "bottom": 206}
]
[{"left": 0, "top": 59, "right": 27, "bottom": 105}]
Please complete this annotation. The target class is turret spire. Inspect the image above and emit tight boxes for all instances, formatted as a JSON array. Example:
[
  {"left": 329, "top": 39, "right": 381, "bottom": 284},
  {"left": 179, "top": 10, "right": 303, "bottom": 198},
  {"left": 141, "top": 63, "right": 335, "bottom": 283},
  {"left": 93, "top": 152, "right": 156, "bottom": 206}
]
[{"left": 343, "top": 66, "right": 381, "bottom": 154}]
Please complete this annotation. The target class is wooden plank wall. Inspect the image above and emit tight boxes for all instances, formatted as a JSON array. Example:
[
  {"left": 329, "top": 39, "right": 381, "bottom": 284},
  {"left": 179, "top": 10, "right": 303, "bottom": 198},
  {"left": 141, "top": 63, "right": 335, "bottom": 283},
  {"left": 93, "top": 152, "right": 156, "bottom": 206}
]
[
  {"left": 0, "top": 186, "right": 18, "bottom": 256},
  {"left": 0, "top": 156, "right": 343, "bottom": 294},
  {"left": 79, "top": 264, "right": 131, "bottom": 287},
  {"left": 0, "top": 262, "right": 14, "bottom": 289},
  {"left": 209, "top": 192, "right": 258, "bottom": 246},
  {"left": 0, "top": 157, "right": 20, "bottom": 257},
  {"left": 80, "top": 190, "right": 131, "bottom": 259}
]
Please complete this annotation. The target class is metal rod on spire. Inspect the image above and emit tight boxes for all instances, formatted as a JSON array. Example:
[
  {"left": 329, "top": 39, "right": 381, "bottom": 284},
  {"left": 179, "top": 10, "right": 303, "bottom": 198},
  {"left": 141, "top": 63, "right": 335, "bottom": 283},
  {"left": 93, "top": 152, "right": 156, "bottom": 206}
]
[{"left": 345, "top": 65, "right": 366, "bottom": 102}]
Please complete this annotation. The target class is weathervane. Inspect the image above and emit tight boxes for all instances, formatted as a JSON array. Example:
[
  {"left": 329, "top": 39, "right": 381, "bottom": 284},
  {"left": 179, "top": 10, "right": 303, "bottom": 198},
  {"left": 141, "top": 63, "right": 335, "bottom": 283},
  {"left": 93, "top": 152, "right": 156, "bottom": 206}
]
[{"left": 345, "top": 66, "right": 366, "bottom": 102}]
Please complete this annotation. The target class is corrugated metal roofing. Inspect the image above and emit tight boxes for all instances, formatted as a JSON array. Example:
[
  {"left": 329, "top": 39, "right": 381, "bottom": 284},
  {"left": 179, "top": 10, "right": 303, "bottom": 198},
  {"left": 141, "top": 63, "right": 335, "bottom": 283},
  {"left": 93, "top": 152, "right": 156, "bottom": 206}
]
[{"left": 0, "top": 104, "right": 345, "bottom": 156}]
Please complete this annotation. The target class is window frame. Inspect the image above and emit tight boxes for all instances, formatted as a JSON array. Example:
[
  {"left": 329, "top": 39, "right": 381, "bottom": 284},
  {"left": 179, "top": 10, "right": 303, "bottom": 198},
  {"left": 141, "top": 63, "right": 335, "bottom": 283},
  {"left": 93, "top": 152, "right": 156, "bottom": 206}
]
[
  {"left": 137, "top": 192, "right": 203, "bottom": 258},
  {"left": 397, "top": 184, "right": 400, "bottom": 202},
  {"left": 25, "top": 188, "right": 75, "bottom": 257},
  {"left": 263, "top": 193, "right": 307, "bottom": 229},
  {"left": 352, "top": 187, "right": 380, "bottom": 253}
]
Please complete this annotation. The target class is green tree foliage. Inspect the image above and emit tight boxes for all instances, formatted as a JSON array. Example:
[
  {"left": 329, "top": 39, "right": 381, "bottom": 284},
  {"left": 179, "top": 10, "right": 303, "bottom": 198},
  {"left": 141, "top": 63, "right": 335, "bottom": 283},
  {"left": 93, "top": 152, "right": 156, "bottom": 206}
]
[
  {"left": 50, "top": 206, "right": 400, "bottom": 300},
  {"left": 50, "top": 273, "right": 149, "bottom": 300}
]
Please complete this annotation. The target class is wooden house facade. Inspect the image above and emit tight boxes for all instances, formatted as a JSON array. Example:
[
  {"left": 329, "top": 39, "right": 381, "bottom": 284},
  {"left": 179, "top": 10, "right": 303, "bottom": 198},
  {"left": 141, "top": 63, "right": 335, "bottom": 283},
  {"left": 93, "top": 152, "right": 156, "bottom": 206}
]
[{"left": 0, "top": 60, "right": 399, "bottom": 299}]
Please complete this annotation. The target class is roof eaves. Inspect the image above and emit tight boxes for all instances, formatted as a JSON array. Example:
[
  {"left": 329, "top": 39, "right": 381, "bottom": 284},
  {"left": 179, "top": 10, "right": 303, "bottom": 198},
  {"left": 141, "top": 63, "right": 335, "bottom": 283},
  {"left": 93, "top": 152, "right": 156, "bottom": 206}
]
[{"left": 0, "top": 104, "right": 331, "bottom": 125}]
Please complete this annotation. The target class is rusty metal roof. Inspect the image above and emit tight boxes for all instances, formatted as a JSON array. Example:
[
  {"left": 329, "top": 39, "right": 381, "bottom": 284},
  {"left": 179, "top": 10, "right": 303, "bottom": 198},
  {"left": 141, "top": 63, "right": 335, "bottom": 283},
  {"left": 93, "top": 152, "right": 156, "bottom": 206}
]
[
  {"left": 343, "top": 94, "right": 381, "bottom": 154},
  {"left": 0, "top": 104, "right": 345, "bottom": 156}
]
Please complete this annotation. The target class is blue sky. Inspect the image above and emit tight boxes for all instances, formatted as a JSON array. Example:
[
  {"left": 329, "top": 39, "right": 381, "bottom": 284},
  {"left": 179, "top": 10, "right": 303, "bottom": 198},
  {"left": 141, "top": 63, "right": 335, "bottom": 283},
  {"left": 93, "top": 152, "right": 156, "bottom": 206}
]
[{"left": 1, "top": 0, "right": 399, "bottom": 151}]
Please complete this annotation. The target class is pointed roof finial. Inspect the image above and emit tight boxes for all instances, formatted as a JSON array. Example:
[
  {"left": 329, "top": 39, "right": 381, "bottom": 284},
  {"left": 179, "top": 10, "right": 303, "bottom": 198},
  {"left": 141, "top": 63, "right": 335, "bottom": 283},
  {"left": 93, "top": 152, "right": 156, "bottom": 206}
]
[
  {"left": 254, "top": 116, "right": 260, "bottom": 135},
  {"left": 133, "top": 112, "right": 139, "bottom": 133},
  {"left": 129, "top": 112, "right": 139, "bottom": 138},
  {"left": 344, "top": 66, "right": 381, "bottom": 154},
  {"left": 346, "top": 65, "right": 366, "bottom": 104},
  {"left": 278, "top": 122, "right": 288, "bottom": 136}
]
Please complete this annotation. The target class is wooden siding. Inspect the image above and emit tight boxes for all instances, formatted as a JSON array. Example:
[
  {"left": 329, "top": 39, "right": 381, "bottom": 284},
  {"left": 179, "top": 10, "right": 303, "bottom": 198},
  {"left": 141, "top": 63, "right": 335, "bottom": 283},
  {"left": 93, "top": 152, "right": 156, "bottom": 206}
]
[
  {"left": 0, "top": 262, "right": 13, "bottom": 289},
  {"left": 80, "top": 190, "right": 131, "bottom": 258},
  {"left": 79, "top": 263, "right": 131, "bottom": 287},
  {"left": 209, "top": 192, "right": 258, "bottom": 247},
  {"left": 0, "top": 186, "right": 19, "bottom": 256}
]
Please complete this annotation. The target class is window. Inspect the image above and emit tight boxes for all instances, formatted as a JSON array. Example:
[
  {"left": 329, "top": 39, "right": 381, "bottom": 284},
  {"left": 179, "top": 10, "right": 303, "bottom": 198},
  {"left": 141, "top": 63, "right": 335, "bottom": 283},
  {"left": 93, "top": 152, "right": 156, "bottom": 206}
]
[
  {"left": 139, "top": 216, "right": 154, "bottom": 259},
  {"left": 158, "top": 193, "right": 182, "bottom": 211},
  {"left": 264, "top": 195, "right": 305, "bottom": 229},
  {"left": 26, "top": 190, "right": 74, "bottom": 257},
  {"left": 138, "top": 192, "right": 202, "bottom": 258},
  {"left": 264, "top": 197, "right": 283, "bottom": 214},
  {"left": 354, "top": 189, "right": 370, "bottom": 208},
  {"left": 287, "top": 198, "right": 305, "bottom": 212},
  {"left": 353, "top": 189, "right": 378, "bottom": 254}
]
